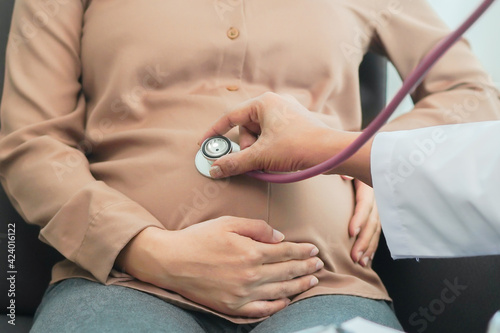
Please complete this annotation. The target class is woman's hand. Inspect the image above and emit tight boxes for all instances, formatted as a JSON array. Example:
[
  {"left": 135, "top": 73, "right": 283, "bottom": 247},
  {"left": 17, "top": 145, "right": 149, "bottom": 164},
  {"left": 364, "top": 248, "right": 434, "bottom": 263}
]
[
  {"left": 346, "top": 178, "right": 381, "bottom": 267},
  {"left": 116, "top": 216, "right": 323, "bottom": 318}
]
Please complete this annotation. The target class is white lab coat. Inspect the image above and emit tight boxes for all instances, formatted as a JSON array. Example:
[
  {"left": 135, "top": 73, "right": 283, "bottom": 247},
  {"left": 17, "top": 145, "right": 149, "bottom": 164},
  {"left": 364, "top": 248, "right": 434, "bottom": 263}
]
[{"left": 371, "top": 120, "right": 500, "bottom": 259}]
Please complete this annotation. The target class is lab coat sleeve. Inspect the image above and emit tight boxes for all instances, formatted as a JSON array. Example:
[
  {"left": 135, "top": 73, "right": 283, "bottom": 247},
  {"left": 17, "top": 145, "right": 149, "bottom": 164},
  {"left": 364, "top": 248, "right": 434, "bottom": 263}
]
[
  {"left": 0, "top": 0, "right": 165, "bottom": 283},
  {"left": 372, "top": 121, "right": 500, "bottom": 259}
]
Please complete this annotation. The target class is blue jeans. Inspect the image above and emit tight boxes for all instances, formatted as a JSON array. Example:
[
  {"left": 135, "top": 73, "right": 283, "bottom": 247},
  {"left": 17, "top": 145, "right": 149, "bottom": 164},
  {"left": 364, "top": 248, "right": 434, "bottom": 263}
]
[{"left": 31, "top": 278, "right": 402, "bottom": 333}]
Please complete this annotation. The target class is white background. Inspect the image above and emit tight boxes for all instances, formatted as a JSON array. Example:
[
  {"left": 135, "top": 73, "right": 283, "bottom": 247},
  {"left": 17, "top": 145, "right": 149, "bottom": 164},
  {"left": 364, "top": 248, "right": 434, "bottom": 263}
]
[{"left": 386, "top": 0, "right": 500, "bottom": 117}]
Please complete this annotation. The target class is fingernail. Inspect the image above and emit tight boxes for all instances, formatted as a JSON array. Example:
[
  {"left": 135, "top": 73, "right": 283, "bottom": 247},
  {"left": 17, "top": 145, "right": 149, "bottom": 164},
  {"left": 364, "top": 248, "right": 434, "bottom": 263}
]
[
  {"left": 316, "top": 260, "right": 324, "bottom": 270},
  {"left": 370, "top": 253, "right": 375, "bottom": 260},
  {"left": 209, "top": 165, "right": 223, "bottom": 178},
  {"left": 357, "top": 251, "right": 364, "bottom": 262},
  {"left": 310, "top": 276, "right": 319, "bottom": 287},
  {"left": 310, "top": 247, "right": 319, "bottom": 257},
  {"left": 354, "top": 228, "right": 361, "bottom": 237},
  {"left": 361, "top": 257, "right": 369, "bottom": 267},
  {"left": 272, "top": 229, "right": 285, "bottom": 242}
]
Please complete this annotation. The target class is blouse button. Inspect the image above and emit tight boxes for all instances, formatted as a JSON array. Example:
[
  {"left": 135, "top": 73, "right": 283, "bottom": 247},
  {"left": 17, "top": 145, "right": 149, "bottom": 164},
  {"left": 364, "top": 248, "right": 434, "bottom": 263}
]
[
  {"left": 226, "top": 85, "right": 239, "bottom": 91},
  {"left": 227, "top": 27, "right": 240, "bottom": 40}
]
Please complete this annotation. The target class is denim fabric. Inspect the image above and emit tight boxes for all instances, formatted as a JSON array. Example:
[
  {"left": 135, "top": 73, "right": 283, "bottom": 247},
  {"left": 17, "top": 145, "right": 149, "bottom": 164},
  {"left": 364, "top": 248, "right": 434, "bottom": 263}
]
[{"left": 31, "top": 279, "right": 402, "bottom": 333}]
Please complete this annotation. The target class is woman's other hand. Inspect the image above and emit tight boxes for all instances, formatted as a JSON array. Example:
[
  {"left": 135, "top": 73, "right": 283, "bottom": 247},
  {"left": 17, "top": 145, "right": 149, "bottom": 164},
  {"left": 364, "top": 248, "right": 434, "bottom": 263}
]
[
  {"left": 347, "top": 178, "right": 381, "bottom": 267},
  {"left": 116, "top": 217, "right": 323, "bottom": 318}
]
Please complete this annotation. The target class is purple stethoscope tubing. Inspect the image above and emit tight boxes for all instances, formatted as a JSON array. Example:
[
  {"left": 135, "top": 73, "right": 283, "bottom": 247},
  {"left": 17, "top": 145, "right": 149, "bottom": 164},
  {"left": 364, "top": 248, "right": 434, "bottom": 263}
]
[{"left": 247, "top": 0, "right": 496, "bottom": 184}]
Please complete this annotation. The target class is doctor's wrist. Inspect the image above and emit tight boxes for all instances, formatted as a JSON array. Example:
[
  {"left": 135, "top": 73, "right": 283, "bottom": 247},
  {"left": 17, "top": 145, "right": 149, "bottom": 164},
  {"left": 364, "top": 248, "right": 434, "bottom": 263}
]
[{"left": 321, "top": 130, "right": 373, "bottom": 186}]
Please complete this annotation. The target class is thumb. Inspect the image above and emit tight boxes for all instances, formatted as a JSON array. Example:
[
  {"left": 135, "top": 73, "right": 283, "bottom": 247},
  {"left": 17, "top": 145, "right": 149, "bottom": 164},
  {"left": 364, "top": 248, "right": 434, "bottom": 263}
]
[
  {"left": 229, "top": 218, "right": 285, "bottom": 244},
  {"left": 210, "top": 148, "right": 260, "bottom": 178}
]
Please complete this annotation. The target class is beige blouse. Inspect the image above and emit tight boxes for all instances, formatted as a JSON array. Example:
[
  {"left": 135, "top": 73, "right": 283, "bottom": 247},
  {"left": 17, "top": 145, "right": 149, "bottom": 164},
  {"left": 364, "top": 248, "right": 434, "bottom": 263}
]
[{"left": 1, "top": 0, "right": 499, "bottom": 324}]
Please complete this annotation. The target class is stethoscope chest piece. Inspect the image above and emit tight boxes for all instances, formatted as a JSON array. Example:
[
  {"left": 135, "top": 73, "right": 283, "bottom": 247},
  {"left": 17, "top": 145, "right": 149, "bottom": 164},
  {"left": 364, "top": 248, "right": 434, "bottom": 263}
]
[{"left": 195, "top": 136, "right": 240, "bottom": 178}]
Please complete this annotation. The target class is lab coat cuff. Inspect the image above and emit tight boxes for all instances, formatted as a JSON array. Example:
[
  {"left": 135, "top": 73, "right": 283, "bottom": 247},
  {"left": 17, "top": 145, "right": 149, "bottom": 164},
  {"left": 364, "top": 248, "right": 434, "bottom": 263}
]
[{"left": 371, "top": 132, "right": 412, "bottom": 259}]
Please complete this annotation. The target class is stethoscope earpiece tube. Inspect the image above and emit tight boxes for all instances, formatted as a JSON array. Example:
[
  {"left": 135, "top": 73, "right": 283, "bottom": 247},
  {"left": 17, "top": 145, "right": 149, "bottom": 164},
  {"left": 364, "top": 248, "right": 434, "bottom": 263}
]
[{"left": 244, "top": 0, "right": 496, "bottom": 184}]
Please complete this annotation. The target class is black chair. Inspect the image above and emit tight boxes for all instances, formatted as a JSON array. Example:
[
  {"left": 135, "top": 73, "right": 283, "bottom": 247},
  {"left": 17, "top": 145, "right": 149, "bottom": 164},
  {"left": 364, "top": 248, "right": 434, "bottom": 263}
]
[
  {"left": 1, "top": 2, "right": 62, "bottom": 332},
  {"left": 1, "top": 1, "right": 499, "bottom": 332},
  {"left": 0, "top": 5, "right": 64, "bottom": 330}
]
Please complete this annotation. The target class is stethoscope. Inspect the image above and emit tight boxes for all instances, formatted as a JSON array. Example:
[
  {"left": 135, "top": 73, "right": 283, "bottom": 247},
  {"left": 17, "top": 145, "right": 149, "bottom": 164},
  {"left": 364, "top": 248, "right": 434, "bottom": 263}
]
[
  {"left": 196, "top": 0, "right": 497, "bottom": 183},
  {"left": 195, "top": 136, "right": 240, "bottom": 178}
]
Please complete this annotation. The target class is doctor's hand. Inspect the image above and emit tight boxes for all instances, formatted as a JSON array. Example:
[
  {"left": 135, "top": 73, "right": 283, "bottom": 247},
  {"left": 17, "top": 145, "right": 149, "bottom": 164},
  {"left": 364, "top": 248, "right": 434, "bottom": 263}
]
[
  {"left": 199, "top": 92, "right": 372, "bottom": 185},
  {"left": 200, "top": 92, "right": 344, "bottom": 178},
  {"left": 116, "top": 217, "right": 323, "bottom": 318}
]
